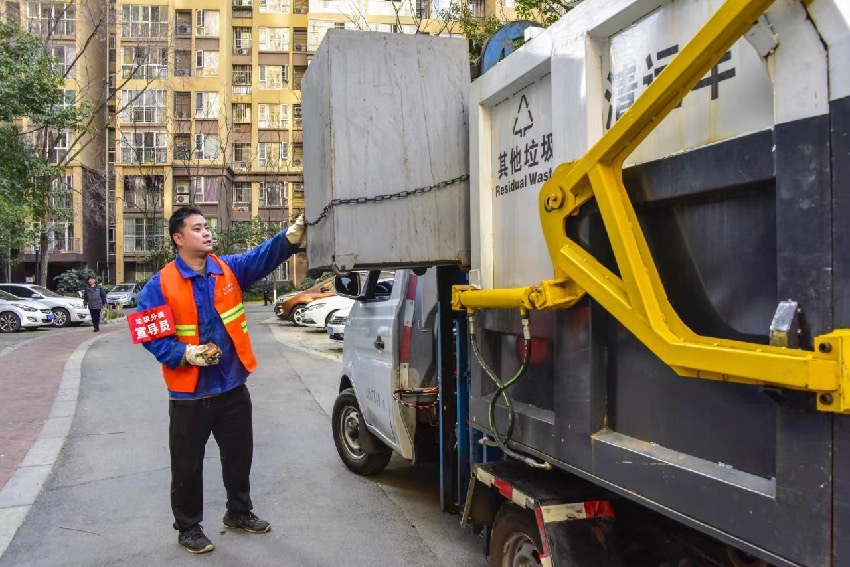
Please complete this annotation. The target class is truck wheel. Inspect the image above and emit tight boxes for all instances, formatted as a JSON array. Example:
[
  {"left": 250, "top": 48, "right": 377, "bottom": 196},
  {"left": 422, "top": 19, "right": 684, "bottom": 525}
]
[
  {"left": 290, "top": 304, "right": 308, "bottom": 326},
  {"left": 489, "top": 503, "right": 543, "bottom": 567},
  {"left": 332, "top": 388, "right": 392, "bottom": 476}
]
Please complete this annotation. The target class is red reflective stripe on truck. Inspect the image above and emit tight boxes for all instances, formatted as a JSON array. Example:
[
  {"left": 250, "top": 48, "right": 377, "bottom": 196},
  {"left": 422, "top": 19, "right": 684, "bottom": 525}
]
[
  {"left": 493, "top": 478, "right": 514, "bottom": 501},
  {"left": 399, "top": 274, "right": 418, "bottom": 364},
  {"left": 583, "top": 500, "right": 615, "bottom": 519},
  {"left": 534, "top": 506, "right": 553, "bottom": 558}
]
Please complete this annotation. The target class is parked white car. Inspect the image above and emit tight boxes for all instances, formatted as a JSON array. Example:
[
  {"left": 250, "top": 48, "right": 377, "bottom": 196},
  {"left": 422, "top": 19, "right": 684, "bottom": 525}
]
[
  {"left": 106, "top": 283, "right": 142, "bottom": 307},
  {"left": 327, "top": 306, "right": 351, "bottom": 340},
  {"left": 301, "top": 295, "right": 355, "bottom": 330},
  {"left": 0, "top": 290, "right": 54, "bottom": 332},
  {"left": 0, "top": 283, "right": 88, "bottom": 327}
]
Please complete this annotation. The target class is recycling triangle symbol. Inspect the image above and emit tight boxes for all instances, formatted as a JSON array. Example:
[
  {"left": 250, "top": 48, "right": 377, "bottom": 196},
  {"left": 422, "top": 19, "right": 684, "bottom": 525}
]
[{"left": 513, "top": 94, "right": 534, "bottom": 138}]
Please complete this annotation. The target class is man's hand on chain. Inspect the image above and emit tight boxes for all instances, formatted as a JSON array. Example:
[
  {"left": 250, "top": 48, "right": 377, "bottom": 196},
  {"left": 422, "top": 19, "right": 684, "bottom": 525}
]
[{"left": 286, "top": 215, "right": 307, "bottom": 247}]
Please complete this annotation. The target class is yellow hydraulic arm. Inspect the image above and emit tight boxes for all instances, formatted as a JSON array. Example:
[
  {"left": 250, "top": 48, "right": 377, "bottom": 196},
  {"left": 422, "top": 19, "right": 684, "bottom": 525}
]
[{"left": 453, "top": 0, "right": 850, "bottom": 413}]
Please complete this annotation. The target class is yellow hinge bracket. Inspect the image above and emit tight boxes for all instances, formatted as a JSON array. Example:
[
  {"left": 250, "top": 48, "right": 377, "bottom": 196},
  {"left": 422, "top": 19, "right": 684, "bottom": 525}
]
[{"left": 453, "top": 0, "right": 850, "bottom": 413}]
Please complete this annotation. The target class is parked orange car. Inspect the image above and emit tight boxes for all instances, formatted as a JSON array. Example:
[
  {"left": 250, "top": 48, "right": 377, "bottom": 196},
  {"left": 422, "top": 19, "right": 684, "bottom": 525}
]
[{"left": 274, "top": 279, "right": 336, "bottom": 326}]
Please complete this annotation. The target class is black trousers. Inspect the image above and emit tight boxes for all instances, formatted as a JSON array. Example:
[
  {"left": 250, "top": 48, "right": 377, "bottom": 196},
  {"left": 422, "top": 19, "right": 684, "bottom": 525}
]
[
  {"left": 169, "top": 384, "right": 254, "bottom": 531},
  {"left": 89, "top": 308, "right": 101, "bottom": 330}
]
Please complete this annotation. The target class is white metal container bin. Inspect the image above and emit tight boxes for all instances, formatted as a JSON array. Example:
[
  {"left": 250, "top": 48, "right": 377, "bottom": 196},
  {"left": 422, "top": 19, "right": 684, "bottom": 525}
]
[{"left": 303, "top": 30, "right": 471, "bottom": 272}]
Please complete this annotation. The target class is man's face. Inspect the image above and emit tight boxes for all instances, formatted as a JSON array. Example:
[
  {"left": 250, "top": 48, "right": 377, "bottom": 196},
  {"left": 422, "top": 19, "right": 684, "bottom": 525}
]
[
  {"left": 87, "top": 278, "right": 95, "bottom": 286},
  {"left": 173, "top": 214, "right": 212, "bottom": 254}
]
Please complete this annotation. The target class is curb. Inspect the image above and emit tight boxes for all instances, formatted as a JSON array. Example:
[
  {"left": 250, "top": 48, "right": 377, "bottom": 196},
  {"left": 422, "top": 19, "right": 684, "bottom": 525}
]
[{"left": 0, "top": 332, "right": 107, "bottom": 559}]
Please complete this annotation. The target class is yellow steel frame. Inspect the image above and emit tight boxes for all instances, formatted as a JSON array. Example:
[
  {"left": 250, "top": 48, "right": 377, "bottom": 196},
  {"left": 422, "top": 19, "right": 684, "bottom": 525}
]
[{"left": 453, "top": 0, "right": 850, "bottom": 413}]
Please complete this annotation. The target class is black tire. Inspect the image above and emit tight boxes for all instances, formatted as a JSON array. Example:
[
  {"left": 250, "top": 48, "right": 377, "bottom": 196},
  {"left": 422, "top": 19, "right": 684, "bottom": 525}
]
[
  {"left": 52, "top": 307, "right": 70, "bottom": 327},
  {"left": 332, "top": 388, "right": 392, "bottom": 476},
  {"left": 324, "top": 309, "right": 338, "bottom": 328},
  {"left": 489, "top": 503, "right": 544, "bottom": 567},
  {"left": 0, "top": 311, "right": 21, "bottom": 333},
  {"left": 289, "top": 303, "right": 308, "bottom": 326}
]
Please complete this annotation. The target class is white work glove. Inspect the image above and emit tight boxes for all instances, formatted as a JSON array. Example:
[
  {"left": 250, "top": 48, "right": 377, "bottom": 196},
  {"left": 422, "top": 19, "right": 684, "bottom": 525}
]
[
  {"left": 182, "top": 343, "right": 221, "bottom": 366},
  {"left": 285, "top": 215, "right": 307, "bottom": 247}
]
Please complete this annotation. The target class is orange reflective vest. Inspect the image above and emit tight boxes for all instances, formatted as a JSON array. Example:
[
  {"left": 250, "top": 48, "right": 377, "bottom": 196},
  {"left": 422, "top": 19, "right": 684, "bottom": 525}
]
[{"left": 158, "top": 255, "right": 257, "bottom": 393}]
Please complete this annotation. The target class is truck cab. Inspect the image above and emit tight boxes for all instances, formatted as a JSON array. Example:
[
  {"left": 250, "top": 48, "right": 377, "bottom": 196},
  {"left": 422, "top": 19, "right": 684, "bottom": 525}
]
[{"left": 331, "top": 269, "right": 439, "bottom": 475}]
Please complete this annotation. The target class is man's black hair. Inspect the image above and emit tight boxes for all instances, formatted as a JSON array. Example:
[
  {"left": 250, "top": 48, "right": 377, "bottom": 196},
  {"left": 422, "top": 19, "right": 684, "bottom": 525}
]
[{"left": 169, "top": 206, "right": 204, "bottom": 248}]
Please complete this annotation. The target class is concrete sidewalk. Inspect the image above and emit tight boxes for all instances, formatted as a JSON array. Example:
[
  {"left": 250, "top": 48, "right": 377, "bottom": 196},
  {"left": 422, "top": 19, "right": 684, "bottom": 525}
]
[{"left": 0, "top": 325, "right": 120, "bottom": 556}]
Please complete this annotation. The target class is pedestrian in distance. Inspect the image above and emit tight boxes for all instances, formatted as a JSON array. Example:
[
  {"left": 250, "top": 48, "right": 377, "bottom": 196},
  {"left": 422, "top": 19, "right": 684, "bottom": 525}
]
[
  {"left": 81, "top": 276, "right": 107, "bottom": 332},
  {"left": 262, "top": 280, "right": 272, "bottom": 306},
  {"left": 134, "top": 206, "right": 306, "bottom": 554}
]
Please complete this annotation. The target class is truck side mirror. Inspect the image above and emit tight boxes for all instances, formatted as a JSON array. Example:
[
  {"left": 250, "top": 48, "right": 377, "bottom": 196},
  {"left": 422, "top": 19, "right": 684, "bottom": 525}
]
[{"left": 334, "top": 273, "right": 365, "bottom": 299}]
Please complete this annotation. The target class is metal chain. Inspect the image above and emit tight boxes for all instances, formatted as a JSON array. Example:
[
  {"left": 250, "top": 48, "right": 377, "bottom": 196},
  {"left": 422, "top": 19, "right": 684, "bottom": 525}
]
[{"left": 304, "top": 174, "right": 470, "bottom": 226}]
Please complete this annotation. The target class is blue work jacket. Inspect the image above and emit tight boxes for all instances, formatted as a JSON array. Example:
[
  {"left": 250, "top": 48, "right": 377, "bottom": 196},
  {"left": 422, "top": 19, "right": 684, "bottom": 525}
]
[{"left": 137, "top": 231, "right": 299, "bottom": 399}]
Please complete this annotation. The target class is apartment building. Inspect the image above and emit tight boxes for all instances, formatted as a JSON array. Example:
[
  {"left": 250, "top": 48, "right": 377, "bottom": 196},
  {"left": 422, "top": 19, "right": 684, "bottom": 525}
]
[
  {"left": 3, "top": 0, "right": 516, "bottom": 286},
  {"left": 1, "top": 0, "right": 108, "bottom": 284},
  {"left": 109, "top": 0, "right": 307, "bottom": 284}
]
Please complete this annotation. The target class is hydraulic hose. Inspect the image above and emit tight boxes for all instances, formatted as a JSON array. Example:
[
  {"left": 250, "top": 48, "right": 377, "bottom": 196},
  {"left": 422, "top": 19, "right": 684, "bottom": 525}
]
[{"left": 468, "top": 311, "right": 551, "bottom": 470}]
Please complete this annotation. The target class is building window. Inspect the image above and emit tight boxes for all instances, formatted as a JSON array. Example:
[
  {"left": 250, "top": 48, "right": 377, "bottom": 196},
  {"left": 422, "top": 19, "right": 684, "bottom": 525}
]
[
  {"left": 258, "top": 27, "right": 289, "bottom": 51},
  {"left": 194, "top": 133, "right": 220, "bottom": 160},
  {"left": 194, "top": 92, "right": 220, "bottom": 119},
  {"left": 173, "top": 134, "right": 191, "bottom": 160},
  {"left": 259, "top": 181, "right": 283, "bottom": 207},
  {"left": 50, "top": 175, "right": 73, "bottom": 210},
  {"left": 307, "top": 20, "right": 354, "bottom": 51},
  {"left": 233, "top": 64, "right": 252, "bottom": 86},
  {"left": 293, "top": 104, "right": 302, "bottom": 128},
  {"left": 123, "top": 216, "right": 165, "bottom": 253},
  {"left": 195, "top": 9, "right": 219, "bottom": 37},
  {"left": 120, "top": 46, "right": 168, "bottom": 80},
  {"left": 233, "top": 27, "right": 252, "bottom": 54},
  {"left": 233, "top": 182, "right": 251, "bottom": 205},
  {"left": 233, "top": 143, "right": 251, "bottom": 166},
  {"left": 233, "top": 103, "right": 251, "bottom": 123},
  {"left": 175, "top": 10, "right": 191, "bottom": 37},
  {"left": 258, "top": 103, "right": 288, "bottom": 128},
  {"left": 257, "top": 142, "right": 286, "bottom": 168},
  {"left": 49, "top": 45, "right": 75, "bottom": 78},
  {"left": 47, "top": 221, "right": 74, "bottom": 252},
  {"left": 174, "top": 50, "right": 192, "bottom": 77},
  {"left": 120, "top": 5, "right": 167, "bottom": 38},
  {"left": 123, "top": 175, "right": 164, "bottom": 210},
  {"left": 174, "top": 91, "right": 191, "bottom": 119},
  {"left": 119, "top": 89, "right": 165, "bottom": 123},
  {"left": 49, "top": 130, "right": 70, "bottom": 163},
  {"left": 258, "top": 64, "right": 286, "bottom": 89},
  {"left": 192, "top": 177, "right": 220, "bottom": 203},
  {"left": 27, "top": 1, "right": 75, "bottom": 35},
  {"left": 120, "top": 132, "right": 167, "bottom": 164},
  {"left": 194, "top": 50, "right": 219, "bottom": 77},
  {"left": 259, "top": 0, "right": 289, "bottom": 13}
]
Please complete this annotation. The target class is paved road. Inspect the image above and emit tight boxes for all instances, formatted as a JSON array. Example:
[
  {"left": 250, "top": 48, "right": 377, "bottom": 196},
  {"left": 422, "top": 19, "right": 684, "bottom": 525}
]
[{"left": 0, "top": 305, "right": 486, "bottom": 567}]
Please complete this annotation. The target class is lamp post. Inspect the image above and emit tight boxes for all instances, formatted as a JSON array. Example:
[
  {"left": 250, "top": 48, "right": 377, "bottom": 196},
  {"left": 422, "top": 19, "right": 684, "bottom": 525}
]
[{"left": 33, "top": 245, "right": 41, "bottom": 284}]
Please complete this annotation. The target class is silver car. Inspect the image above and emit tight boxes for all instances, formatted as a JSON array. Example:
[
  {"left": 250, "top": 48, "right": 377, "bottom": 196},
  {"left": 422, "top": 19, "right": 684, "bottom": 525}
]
[
  {"left": 106, "top": 283, "right": 142, "bottom": 307},
  {"left": 0, "top": 290, "right": 54, "bottom": 332},
  {"left": 0, "top": 283, "right": 88, "bottom": 327}
]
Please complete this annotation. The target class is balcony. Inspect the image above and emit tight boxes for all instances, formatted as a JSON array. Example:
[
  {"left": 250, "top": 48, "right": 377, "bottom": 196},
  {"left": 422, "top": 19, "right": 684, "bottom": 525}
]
[
  {"left": 232, "top": 85, "right": 252, "bottom": 95},
  {"left": 233, "top": 7, "right": 253, "bottom": 18}
]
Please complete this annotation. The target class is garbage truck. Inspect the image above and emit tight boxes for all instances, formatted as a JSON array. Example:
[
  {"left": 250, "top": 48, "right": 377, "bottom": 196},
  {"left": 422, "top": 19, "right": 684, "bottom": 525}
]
[{"left": 302, "top": 0, "right": 850, "bottom": 564}]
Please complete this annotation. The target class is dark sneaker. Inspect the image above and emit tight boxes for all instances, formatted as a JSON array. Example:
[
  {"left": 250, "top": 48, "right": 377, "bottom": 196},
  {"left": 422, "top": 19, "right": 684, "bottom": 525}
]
[
  {"left": 223, "top": 511, "right": 271, "bottom": 533},
  {"left": 178, "top": 525, "right": 215, "bottom": 554}
]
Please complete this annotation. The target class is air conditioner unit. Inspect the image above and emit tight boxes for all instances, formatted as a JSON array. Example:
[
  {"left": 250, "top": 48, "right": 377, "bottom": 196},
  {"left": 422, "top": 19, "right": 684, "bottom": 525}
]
[
  {"left": 292, "top": 159, "right": 302, "bottom": 166},
  {"left": 233, "top": 205, "right": 249, "bottom": 212},
  {"left": 176, "top": 24, "right": 191, "bottom": 35},
  {"left": 239, "top": 162, "right": 248, "bottom": 171},
  {"left": 293, "top": 7, "right": 305, "bottom": 12},
  {"left": 295, "top": 44, "right": 304, "bottom": 51},
  {"left": 176, "top": 186, "right": 190, "bottom": 195},
  {"left": 174, "top": 194, "right": 190, "bottom": 204},
  {"left": 235, "top": 47, "right": 249, "bottom": 55}
]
